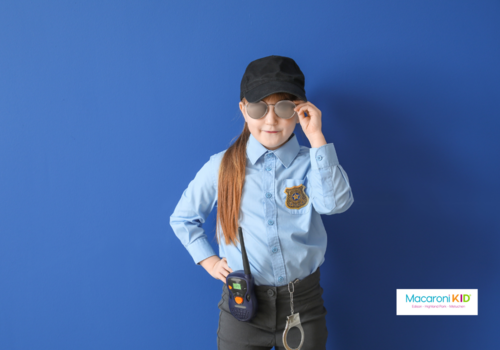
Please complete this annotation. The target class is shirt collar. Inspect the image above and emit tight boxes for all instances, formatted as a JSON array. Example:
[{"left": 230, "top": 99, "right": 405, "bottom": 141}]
[{"left": 246, "top": 132, "right": 300, "bottom": 168}]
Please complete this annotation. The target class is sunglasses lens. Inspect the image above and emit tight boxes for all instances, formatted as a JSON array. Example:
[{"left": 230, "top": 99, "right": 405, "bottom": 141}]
[
  {"left": 247, "top": 101, "right": 267, "bottom": 119},
  {"left": 275, "top": 100, "right": 297, "bottom": 119}
]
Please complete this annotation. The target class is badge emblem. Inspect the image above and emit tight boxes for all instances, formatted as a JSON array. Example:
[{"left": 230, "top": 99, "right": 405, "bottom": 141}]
[{"left": 284, "top": 184, "right": 309, "bottom": 210}]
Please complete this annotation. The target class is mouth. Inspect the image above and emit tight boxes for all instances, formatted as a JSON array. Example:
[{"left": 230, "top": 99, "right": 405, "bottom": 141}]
[{"left": 263, "top": 131, "right": 279, "bottom": 133}]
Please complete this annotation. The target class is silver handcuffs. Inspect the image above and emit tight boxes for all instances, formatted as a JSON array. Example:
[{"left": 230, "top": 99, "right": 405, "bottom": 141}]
[{"left": 282, "top": 279, "right": 305, "bottom": 350}]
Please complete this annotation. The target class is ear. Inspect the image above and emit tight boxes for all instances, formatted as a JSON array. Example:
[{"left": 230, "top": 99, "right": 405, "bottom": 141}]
[{"left": 239, "top": 101, "right": 248, "bottom": 123}]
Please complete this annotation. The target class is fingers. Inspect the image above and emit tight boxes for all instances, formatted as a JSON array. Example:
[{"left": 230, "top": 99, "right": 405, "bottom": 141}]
[
  {"left": 222, "top": 257, "right": 233, "bottom": 272},
  {"left": 294, "top": 105, "right": 306, "bottom": 117},
  {"left": 225, "top": 259, "right": 234, "bottom": 274},
  {"left": 219, "top": 257, "right": 233, "bottom": 284},
  {"left": 295, "top": 103, "right": 321, "bottom": 120},
  {"left": 220, "top": 272, "right": 228, "bottom": 284},
  {"left": 294, "top": 104, "right": 310, "bottom": 117}
]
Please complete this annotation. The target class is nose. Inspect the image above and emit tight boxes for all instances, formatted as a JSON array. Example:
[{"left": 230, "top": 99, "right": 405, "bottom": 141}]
[{"left": 263, "top": 105, "right": 279, "bottom": 123}]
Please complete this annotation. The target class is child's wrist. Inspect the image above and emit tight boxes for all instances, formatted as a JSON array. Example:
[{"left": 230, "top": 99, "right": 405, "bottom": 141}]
[{"left": 308, "top": 132, "right": 327, "bottom": 148}]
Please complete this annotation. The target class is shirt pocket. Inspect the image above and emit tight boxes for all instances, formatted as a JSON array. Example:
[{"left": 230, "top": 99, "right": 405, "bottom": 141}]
[{"left": 280, "top": 178, "right": 312, "bottom": 215}]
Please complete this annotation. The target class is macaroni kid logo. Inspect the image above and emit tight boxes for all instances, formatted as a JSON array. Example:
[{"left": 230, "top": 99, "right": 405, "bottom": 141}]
[
  {"left": 406, "top": 294, "right": 471, "bottom": 304},
  {"left": 396, "top": 289, "right": 478, "bottom": 315}
]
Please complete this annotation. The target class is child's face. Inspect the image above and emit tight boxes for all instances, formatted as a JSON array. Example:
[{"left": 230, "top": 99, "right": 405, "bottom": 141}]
[{"left": 239, "top": 94, "right": 302, "bottom": 151}]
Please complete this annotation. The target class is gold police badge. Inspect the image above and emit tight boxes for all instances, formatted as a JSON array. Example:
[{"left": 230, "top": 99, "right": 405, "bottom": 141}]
[{"left": 284, "top": 184, "right": 309, "bottom": 210}]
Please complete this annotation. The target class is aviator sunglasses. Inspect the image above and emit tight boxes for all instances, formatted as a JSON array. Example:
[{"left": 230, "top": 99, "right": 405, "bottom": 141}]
[{"left": 245, "top": 100, "right": 298, "bottom": 120}]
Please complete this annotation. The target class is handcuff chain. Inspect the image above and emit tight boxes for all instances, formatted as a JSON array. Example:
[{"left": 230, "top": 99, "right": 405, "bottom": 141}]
[{"left": 288, "top": 281, "right": 294, "bottom": 315}]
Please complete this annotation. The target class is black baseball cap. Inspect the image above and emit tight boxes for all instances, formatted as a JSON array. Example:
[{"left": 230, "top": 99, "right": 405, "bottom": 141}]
[{"left": 240, "top": 55, "right": 307, "bottom": 103}]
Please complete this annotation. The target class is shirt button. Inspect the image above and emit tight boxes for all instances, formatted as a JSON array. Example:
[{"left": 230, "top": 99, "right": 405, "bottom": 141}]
[
  {"left": 316, "top": 155, "right": 323, "bottom": 161},
  {"left": 265, "top": 167, "right": 272, "bottom": 171},
  {"left": 278, "top": 276, "right": 284, "bottom": 283},
  {"left": 267, "top": 289, "right": 275, "bottom": 297},
  {"left": 266, "top": 192, "right": 272, "bottom": 198},
  {"left": 272, "top": 247, "right": 278, "bottom": 253},
  {"left": 267, "top": 219, "right": 274, "bottom": 226}
]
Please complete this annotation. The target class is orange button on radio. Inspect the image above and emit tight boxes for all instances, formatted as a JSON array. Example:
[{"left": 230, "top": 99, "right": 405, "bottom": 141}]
[
  {"left": 228, "top": 285, "right": 232, "bottom": 289},
  {"left": 235, "top": 296, "right": 243, "bottom": 304}
]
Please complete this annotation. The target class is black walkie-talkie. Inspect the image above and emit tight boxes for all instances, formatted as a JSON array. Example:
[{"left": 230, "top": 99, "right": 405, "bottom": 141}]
[{"left": 225, "top": 227, "right": 258, "bottom": 321}]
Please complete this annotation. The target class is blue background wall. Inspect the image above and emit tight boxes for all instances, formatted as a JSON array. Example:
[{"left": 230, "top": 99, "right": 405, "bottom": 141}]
[{"left": 1, "top": 1, "right": 498, "bottom": 349}]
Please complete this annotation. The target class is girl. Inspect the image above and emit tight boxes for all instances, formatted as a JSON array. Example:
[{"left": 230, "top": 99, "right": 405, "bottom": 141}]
[{"left": 170, "top": 55, "right": 354, "bottom": 350}]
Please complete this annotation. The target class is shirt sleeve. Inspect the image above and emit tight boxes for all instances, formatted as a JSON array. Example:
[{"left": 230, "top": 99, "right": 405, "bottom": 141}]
[
  {"left": 169, "top": 156, "right": 218, "bottom": 265},
  {"left": 307, "top": 143, "right": 354, "bottom": 215}
]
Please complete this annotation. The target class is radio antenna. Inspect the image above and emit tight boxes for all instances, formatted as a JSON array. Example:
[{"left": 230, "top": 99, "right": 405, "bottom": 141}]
[{"left": 238, "top": 227, "right": 251, "bottom": 276}]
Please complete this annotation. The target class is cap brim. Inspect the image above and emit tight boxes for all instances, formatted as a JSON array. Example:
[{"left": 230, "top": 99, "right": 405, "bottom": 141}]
[{"left": 244, "top": 80, "right": 307, "bottom": 103}]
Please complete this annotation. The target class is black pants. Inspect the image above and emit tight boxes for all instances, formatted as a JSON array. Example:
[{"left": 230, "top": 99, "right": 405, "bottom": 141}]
[{"left": 217, "top": 267, "right": 328, "bottom": 350}]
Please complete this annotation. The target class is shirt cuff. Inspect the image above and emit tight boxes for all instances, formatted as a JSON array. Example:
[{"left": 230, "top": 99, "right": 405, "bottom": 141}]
[
  {"left": 185, "top": 237, "right": 217, "bottom": 265},
  {"left": 310, "top": 143, "right": 339, "bottom": 170}
]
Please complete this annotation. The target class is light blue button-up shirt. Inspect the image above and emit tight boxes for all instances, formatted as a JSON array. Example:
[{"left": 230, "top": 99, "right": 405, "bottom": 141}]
[{"left": 170, "top": 132, "right": 354, "bottom": 286}]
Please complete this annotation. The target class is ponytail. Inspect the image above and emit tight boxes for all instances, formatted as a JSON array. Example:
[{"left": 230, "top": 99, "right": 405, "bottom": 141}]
[{"left": 216, "top": 121, "right": 250, "bottom": 246}]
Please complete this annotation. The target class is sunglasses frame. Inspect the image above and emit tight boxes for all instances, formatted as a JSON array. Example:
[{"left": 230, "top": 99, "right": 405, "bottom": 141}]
[{"left": 245, "top": 99, "right": 298, "bottom": 120}]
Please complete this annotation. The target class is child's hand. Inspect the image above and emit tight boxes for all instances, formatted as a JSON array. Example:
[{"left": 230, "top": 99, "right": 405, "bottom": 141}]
[
  {"left": 210, "top": 257, "right": 233, "bottom": 284},
  {"left": 294, "top": 100, "right": 323, "bottom": 139}
]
